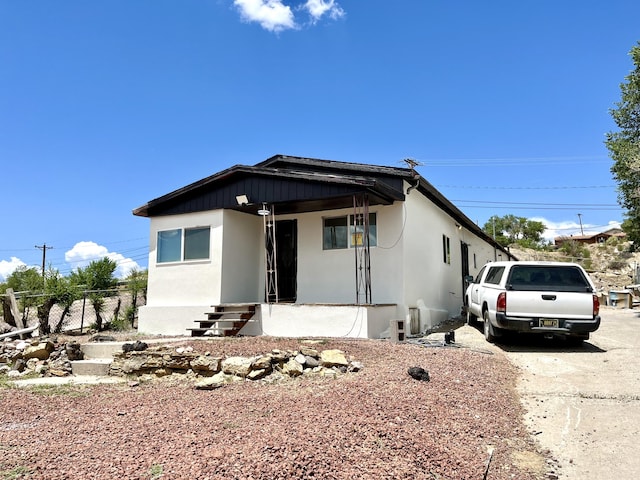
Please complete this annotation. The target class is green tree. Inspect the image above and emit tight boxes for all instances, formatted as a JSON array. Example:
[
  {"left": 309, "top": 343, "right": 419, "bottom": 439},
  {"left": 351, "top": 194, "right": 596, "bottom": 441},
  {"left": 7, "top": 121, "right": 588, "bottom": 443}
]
[
  {"left": 3, "top": 266, "right": 43, "bottom": 325},
  {"left": 124, "top": 269, "right": 147, "bottom": 327},
  {"left": 70, "top": 258, "right": 118, "bottom": 331},
  {"left": 482, "top": 214, "right": 546, "bottom": 248},
  {"left": 606, "top": 41, "right": 640, "bottom": 245},
  {"left": 36, "top": 268, "right": 80, "bottom": 336}
]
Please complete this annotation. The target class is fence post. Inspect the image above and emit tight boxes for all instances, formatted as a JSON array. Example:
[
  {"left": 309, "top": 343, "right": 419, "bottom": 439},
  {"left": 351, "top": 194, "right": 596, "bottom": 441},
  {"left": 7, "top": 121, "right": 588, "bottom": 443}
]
[
  {"left": 5, "top": 288, "right": 24, "bottom": 329},
  {"left": 80, "top": 291, "right": 87, "bottom": 333}
]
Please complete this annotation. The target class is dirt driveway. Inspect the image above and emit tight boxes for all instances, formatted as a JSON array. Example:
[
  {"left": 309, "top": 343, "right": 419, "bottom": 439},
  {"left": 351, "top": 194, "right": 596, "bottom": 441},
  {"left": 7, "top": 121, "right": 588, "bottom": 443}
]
[{"left": 459, "top": 306, "right": 640, "bottom": 479}]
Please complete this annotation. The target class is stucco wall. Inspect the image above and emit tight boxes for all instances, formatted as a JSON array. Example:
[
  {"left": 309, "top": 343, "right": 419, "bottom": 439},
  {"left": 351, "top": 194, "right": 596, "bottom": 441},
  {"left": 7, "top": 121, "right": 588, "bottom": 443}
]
[
  {"left": 400, "top": 184, "right": 504, "bottom": 329},
  {"left": 284, "top": 204, "right": 404, "bottom": 305},
  {"left": 260, "top": 304, "right": 396, "bottom": 339},
  {"left": 220, "top": 209, "right": 263, "bottom": 303},
  {"left": 144, "top": 210, "right": 223, "bottom": 307}
]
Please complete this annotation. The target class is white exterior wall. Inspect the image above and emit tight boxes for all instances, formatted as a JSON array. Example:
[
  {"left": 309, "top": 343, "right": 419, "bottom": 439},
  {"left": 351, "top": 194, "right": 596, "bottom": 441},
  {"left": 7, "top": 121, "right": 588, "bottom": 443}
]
[
  {"left": 220, "top": 210, "right": 263, "bottom": 303},
  {"left": 400, "top": 182, "right": 510, "bottom": 330},
  {"left": 401, "top": 189, "right": 458, "bottom": 330},
  {"left": 260, "top": 304, "right": 396, "bottom": 338},
  {"left": 289, "top": 204, "right": 404, "bottom": 305},
  {"left": 137, "top": 210, "right": 224, "bottom": 335},
  {"left": 137, "top": 190, "right": 506, "bottom": 337}
]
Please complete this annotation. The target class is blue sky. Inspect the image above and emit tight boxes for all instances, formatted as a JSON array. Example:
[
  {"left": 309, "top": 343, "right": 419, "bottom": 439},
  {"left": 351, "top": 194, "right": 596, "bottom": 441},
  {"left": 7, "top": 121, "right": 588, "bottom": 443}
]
[{"left": 1, "top": 0, "right": 638, "bottom": 280}]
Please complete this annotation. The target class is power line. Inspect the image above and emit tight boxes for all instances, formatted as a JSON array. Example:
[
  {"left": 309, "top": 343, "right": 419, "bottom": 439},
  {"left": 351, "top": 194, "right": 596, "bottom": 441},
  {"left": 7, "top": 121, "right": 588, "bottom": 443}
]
[
  {"left": 456, "top": 204, "right": 621, "bottom": 211},
  {"left": 414, "top": 155, "right": 609, "bottom": 167},
  {"left": 436, "top": 184, "right": 615, "bottom": 190},
  {"left": 452, "top": 199, "right": 619, "bottom": 207}
]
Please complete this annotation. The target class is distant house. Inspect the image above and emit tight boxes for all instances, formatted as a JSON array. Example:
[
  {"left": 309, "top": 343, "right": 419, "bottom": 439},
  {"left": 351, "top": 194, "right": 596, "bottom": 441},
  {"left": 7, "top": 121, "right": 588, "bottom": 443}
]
[
  {"left": 133, "top": 155, "right": 514, "bottom": 338},
  {"left": 554, "top": 228, "right": 626, "bottom": 246}
]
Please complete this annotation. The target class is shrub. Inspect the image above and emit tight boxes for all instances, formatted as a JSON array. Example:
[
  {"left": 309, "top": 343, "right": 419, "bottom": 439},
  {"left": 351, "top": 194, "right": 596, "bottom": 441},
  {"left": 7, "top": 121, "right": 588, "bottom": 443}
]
[{"left": 608, "top": 260, "right": 627, "bottom": 270}]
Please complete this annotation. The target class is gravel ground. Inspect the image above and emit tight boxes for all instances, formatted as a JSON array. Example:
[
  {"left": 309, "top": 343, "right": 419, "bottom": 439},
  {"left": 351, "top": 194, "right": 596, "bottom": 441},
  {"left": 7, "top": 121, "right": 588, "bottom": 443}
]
[{"left": 0, "top": 336, "right": 546, "bottom": 480}]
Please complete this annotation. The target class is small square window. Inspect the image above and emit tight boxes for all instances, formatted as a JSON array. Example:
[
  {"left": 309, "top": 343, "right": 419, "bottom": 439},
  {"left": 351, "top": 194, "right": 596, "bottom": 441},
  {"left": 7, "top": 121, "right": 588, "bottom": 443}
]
[
  {"left": 184, "top": 227, "right": 210, "bottom": 260},
  {"left": 350, "top": 213, "right": 377, "bottom": 247},
  {"left": 157, "top": 229, "right": 182, "bottom": 263},
  {"left": 323, "top": 213, "right": 377, "bottom": 250},
  {"left": 323, "top": 217, "right": 348, "bottom": 250}
]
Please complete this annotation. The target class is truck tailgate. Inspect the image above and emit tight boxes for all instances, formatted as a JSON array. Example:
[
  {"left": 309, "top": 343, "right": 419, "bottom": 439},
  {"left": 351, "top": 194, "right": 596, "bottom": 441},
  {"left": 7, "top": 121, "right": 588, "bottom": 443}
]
[{"left": 506, "top": 291, "right": 594, "bottom": 319}]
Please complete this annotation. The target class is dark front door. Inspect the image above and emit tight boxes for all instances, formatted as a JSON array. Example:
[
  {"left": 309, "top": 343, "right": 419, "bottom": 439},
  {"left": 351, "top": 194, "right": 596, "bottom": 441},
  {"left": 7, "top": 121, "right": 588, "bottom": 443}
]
[
  {"left": 460, "top": 241, "right": 470, "bottom": 297},
  {"left": 266, "top": 219, "right": 297, "bottom": 302}
]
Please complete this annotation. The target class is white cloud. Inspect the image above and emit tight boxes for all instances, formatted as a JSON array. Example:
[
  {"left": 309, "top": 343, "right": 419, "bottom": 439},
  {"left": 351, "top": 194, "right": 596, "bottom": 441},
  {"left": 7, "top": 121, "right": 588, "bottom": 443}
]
[
  {"left": 232, "top": 0, "right": 345, "bottom": 32},
  {"left": 233, "top": 0, "right": 297, "bottom": 32},
  {"left": 304, "top": 0, "right": 345, "bottom": 22},
  {"left": 65, "top": 241, "right": 141, "bottom": 279},
  {"left": 531, "top": 217, "right": 622, "bottom": 243},
  {"left": 0, "top": 257, "right": 26, "bottom": 282}
]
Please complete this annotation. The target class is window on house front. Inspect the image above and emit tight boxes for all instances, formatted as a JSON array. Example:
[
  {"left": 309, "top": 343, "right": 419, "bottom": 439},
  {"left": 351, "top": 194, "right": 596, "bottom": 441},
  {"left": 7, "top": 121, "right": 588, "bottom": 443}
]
[
  {"left": 442, "top": 234, "right": 451, "bottom": 264},
  {"left": 323, "top": 216, "right": 348, "bottom": 250},
  {"left": 323, "top": 213, "right": 377, "bottom": 250},
  {"left": 157, "top": 227, "right": 211, "bottom": 263},
  {"left": 157, "top": 229, "right": 182, "bottom": 263},
  {"left": 184, "top": 227, "right": 210, "bottom": 260}
]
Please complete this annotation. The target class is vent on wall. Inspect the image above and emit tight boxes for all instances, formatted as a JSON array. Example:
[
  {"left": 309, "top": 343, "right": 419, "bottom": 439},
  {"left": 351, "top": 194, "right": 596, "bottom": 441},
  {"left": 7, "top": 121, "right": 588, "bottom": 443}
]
[{"left": 409, "top": 307, "right": 420, "bottom": 334}]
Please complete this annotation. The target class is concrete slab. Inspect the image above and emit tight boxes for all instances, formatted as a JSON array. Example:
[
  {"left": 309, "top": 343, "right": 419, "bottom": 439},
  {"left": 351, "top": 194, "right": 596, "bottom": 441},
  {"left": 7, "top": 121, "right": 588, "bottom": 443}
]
[
  {"left": 10, "top": 375, "right": 126, "bottom": 387},
  {"left": 80, "top": 342, "right": 126, "bottom": 359},
  {"left": 71, "top": 359, "right": 112, "bottom": 376},
  {"left": 79, "top": 337, "right": 193, "bottom": 359}
]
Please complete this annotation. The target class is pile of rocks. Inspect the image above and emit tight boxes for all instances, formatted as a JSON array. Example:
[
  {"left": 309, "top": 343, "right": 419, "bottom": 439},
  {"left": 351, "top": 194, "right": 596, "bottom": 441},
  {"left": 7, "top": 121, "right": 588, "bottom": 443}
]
[
  {"left": 110, "top": 344, "right": 363, "bottom": 389},
  {"left": 0, "top": 338, "right": 84, "bottom": 378}
]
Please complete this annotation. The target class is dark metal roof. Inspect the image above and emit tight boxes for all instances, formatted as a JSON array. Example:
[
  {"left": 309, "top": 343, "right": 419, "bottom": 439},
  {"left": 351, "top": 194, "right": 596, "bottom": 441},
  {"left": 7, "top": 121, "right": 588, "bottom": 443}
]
[{"left": 132, "top": 154, "right": 513, "bottom": 258}]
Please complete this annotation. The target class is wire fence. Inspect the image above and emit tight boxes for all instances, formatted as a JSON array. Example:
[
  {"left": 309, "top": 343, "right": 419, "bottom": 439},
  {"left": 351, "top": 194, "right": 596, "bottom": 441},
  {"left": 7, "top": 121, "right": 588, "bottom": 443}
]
[{"left": 2, "top": 288, "right": 146, "bottom": 334}]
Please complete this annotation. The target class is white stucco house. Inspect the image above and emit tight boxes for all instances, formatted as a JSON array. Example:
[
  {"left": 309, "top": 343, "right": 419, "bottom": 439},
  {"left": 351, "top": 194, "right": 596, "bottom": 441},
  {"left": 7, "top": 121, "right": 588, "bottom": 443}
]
[{"left": 133, "top": 155, "right": 514, "bottom": 338}]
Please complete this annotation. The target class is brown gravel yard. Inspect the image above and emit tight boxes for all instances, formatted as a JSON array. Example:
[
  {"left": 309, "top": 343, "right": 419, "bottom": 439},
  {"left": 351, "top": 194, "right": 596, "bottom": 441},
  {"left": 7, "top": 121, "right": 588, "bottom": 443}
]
[{"left": 0, "top": 337, "right": 547, "bottom": 480}]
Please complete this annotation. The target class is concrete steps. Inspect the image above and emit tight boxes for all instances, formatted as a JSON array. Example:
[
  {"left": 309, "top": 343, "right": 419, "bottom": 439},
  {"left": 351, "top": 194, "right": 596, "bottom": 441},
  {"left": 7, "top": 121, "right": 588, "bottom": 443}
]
[
  {"left": 70, "top": 338, "right": 188, "bottom": 376},
  {"left": 70, "top": 358, "right": 113, "bottom": 376},
  {"left": 71, "top": 341, "right": 124, "bottom": 376}
]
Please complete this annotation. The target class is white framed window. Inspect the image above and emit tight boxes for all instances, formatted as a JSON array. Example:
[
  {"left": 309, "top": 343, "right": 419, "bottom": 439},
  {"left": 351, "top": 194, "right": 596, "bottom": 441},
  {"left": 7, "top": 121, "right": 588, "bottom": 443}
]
[
  {"left": 323, "top": 213, "right": 377, "bottom": 250},
  {"left": 157, "top": 227, "right": 211, "bottom": 263}
]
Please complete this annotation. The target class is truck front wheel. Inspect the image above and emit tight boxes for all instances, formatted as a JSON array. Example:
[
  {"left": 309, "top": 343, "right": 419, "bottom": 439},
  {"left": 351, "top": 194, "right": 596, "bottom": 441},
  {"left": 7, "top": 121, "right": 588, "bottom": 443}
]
[{"left": 466, "top": 308, "right": 478, "bottom": 325}]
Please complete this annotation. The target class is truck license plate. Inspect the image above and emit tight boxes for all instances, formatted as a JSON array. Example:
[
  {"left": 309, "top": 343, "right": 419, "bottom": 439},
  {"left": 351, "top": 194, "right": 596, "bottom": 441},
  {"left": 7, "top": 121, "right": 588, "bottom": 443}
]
[{"left": 540, "top": 319, "right": 559, "bottom": 328}]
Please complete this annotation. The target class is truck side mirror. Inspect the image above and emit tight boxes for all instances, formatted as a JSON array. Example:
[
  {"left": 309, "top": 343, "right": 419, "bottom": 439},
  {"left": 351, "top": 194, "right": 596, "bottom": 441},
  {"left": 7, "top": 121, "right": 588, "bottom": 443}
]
[{"left": 464, "top": 275, "right": 475, "bottom": 283}]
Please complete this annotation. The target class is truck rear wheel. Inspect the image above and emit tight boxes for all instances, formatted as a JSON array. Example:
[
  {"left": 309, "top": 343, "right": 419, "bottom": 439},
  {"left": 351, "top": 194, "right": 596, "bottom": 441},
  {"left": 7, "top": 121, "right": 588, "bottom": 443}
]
[{"left": 483, "top": 310, "right": 497, "bottom": 343}]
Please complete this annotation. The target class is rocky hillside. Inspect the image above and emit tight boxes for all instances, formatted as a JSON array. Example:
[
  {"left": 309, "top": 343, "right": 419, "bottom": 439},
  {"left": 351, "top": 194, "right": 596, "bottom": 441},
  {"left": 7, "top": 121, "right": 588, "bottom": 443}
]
[{"left": 508, "top": 240, "right": 640, "bottom": 293}]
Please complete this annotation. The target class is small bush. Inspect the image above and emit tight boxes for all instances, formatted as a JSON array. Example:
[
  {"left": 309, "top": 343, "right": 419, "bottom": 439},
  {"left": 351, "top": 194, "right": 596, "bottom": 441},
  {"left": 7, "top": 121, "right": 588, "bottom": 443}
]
[
  {"left": 559, "top": 240, "right": 590, "bottom": 259},
  {"left": 608, "top": 260, "right": 627, "bottom": 270},
  {"left": 107, "top": 315, "right": 130, "bottom": 332}
]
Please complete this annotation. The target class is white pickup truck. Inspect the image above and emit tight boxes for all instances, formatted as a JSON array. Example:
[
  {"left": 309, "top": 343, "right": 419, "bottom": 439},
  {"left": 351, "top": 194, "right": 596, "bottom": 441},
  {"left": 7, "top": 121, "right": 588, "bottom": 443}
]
[{"left": 464, "top": 261, "right": 601, "bottom": 344}]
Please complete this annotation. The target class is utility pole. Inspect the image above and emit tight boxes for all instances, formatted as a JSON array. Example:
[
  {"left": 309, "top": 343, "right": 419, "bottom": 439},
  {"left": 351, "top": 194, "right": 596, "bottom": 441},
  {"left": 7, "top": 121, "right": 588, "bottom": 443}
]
[
  {"left": 35, "top": 243, "right": 53, "bottom": 288},
  {"left": 577, "top": 214, "right": 584, "bottom": 236}
]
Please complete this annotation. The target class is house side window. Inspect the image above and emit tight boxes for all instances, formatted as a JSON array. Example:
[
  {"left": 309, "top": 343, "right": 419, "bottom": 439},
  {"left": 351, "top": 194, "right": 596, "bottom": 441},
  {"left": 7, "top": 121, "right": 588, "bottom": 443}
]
[
  {"left": 442, "top": 234, "right": 451, "bottom": 264},
  {"left": 157, "top": 227, "right": 211, "bottom": 263},
  {"left": 323, "top": 214, "right": 377, "bottom": 250}
]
